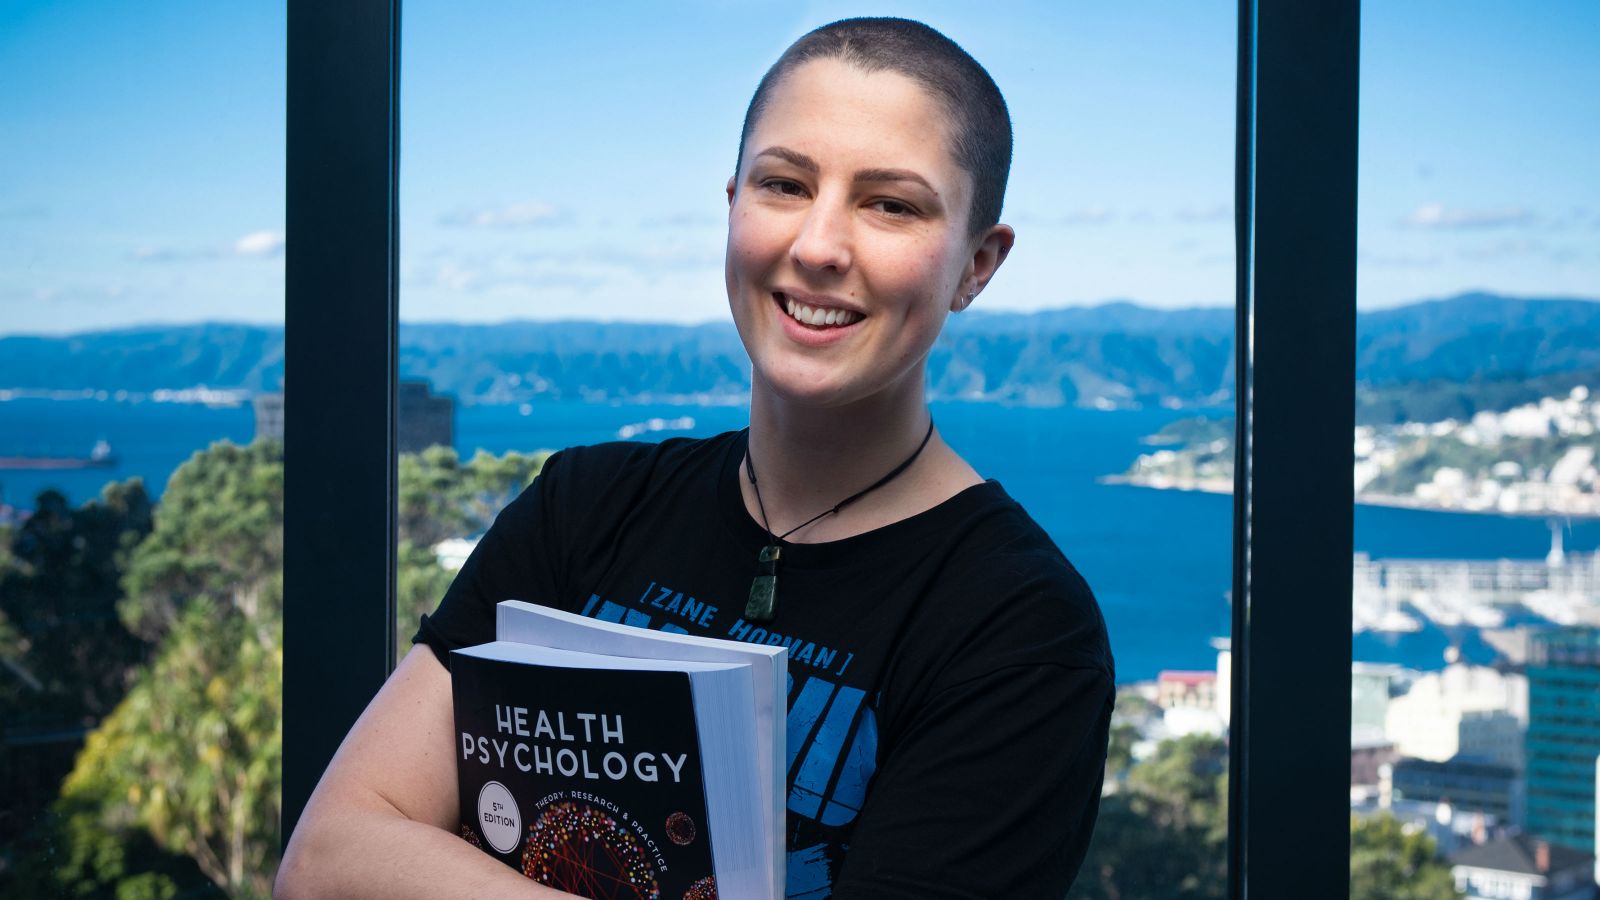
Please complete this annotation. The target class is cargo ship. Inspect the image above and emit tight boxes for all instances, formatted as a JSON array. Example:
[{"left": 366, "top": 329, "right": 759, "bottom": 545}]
[{"left": 0, "top": 440, "right": 119, "bottom": 470}]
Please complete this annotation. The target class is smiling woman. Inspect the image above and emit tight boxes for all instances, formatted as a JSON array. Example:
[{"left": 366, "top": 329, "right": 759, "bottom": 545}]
[
  {"left": 280, "top": 15, "right": 1115, "bottom": 900},
  {"left": 726, "top": 55, "right": 1012, "bottom": 411}
]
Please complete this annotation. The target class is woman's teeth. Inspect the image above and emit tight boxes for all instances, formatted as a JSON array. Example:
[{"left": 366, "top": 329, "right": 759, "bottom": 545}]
[{"left": 784, "top": 296, "right": 862, "bottom": 327}]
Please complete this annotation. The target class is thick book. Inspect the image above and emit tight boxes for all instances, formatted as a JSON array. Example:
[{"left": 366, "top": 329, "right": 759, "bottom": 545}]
[{"left": 451, "top": 603, "right": 786, "bottom": 899}]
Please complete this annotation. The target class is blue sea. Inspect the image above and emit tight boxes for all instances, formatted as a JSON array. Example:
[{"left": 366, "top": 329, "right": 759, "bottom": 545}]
[{"left": 2, "top": 396, "right": 1596, "bottom": 682}]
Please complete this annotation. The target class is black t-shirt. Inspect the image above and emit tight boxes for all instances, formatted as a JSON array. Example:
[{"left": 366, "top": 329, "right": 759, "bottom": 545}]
[{"left": 415, "top": 430, "right": 1115, "bottom": 899}]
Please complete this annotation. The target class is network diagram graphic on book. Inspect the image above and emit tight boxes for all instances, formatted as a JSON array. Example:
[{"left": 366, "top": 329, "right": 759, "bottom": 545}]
[{"left": 452, "top": 601, "right": 787, "bottom": 900}]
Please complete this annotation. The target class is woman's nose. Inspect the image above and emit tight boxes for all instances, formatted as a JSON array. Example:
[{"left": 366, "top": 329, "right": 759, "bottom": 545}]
[{"left": 789, "top": 197, "right": 852, "bottom": 273}]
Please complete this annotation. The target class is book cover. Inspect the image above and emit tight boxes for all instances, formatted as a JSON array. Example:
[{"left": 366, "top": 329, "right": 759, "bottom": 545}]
[{"left": 452, "top": 646, "right": 728, "bottom": 899}]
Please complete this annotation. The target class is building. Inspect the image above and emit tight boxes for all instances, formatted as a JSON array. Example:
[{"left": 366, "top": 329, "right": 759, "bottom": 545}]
[
  {"left": 1450, "top": 835, "right": 1595, "bottom": 900},
  {"left": 1157, "top": 670, "right": 1217, "bottom": 710},
  {"left": 1526, "top": 629, "right": 1600, "bottom": 852},
  {"left": 1351, "top": 733, "right": 1398, "bottom": 787},
  {"left": 396, "top": 380, "right": 454, "bottom": 453},
  {"left": 1383, "top": 755, "right": 1522, "bottom": 826},
  {"left": 1387, "top": 664, "right": 1528, "bottom": 770},
  {"left": 252, "top": 380, "right": 455, "bottom": 453},
  {"left": 1352, "top": 662, "right": 1404, "bottom": 734},
  {"left": 252, "top": 391, "right": 285, "bottom": 441}
]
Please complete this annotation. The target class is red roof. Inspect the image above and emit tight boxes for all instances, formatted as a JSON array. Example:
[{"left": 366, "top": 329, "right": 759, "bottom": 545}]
[{"left": 1158, "top": 670, "right": 1217, "bottom": 685}]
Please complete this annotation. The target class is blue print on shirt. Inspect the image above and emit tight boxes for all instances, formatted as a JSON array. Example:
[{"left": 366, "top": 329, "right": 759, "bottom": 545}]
[{"left": 585, "top": 594, "right": 880, "bottom": 828}]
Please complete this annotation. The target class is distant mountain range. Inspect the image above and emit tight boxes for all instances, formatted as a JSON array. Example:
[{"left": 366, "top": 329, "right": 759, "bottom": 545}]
[{"left": 2, "top": 292, "right": 1597, "bottom": 413}]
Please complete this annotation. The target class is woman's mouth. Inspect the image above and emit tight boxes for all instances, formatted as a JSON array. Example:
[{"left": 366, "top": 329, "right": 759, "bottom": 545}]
[{"left": 775, "top": 292, "right": 864, "bottom": 329}]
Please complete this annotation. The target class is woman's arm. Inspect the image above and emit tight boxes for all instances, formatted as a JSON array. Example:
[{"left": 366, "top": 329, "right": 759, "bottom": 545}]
[{"left": 275, "top": 645, "right": 578, "bottom": 899}]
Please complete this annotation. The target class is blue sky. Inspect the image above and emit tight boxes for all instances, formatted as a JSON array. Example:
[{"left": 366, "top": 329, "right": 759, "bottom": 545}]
[{"left": 1, "top": 0, "right": 1595, "bottom": 335}]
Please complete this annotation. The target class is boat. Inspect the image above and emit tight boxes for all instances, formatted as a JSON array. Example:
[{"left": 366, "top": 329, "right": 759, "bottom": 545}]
[{"left": 0, "top": 440, "right": 119, "bottom": 470}]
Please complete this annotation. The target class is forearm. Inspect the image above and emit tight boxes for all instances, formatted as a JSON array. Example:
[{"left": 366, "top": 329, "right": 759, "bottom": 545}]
[{"left": 277, "top": 796, "right": 577, "bottom": 899}]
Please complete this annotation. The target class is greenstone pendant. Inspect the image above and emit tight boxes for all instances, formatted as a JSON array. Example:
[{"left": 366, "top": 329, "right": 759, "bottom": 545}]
[{"left": 746, "top": 545, "right": 781, "bottom": 622}]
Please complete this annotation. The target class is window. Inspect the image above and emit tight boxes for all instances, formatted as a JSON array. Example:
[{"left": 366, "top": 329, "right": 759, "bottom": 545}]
[
  {"left": 1349, "top": 3, "right": 1600, "bottom": 893},
  {"left": 278, "top": 2, "right": 1363, "bottom": 898},
  {"left": 396, "top": 4, "right": 1237, "bottom": 896},
  {"left": 0, "top": 3, "right": 285, "bottom": 894}
]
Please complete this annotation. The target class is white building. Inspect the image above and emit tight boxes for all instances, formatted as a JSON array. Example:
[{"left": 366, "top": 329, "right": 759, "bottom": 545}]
[{"left": 1386, "top": 664, "right": 1528, "bottom": 770}]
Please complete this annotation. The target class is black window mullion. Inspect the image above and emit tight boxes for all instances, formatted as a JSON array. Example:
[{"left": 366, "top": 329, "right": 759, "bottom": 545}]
[
  {"left": 282, "top": 0, "right": 401, "bottom": 846},
  {"left": 1230, "top": 1, "right": 1359, "bottom": 897}
]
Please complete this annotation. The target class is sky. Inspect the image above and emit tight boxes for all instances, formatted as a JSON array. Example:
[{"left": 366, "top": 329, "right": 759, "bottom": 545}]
[{"left": 0, "top": 0, "right": 1596, "bottom": 335}]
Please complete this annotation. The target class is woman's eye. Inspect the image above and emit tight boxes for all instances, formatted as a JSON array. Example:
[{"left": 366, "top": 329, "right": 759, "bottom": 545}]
[
  {"left": 761, "top": 179, "right": 806, "bottom": 198},
  {"left": 872, "top": 198, "right": 918, "bottom": 217}
]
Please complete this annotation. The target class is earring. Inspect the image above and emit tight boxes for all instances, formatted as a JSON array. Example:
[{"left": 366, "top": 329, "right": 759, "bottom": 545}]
[{"left": 956, "top": 290, "right": 976, "bottom": 311}]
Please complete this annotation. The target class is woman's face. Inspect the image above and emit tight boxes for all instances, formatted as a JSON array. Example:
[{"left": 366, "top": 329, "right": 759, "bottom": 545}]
[{"left": 725, "top": 58, "right": 1003, "bottom": 411}]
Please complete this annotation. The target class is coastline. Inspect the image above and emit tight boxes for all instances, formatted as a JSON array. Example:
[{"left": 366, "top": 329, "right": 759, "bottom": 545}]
[{"left": 1101, "top": 474, "right": 1600, "bottom": 521}]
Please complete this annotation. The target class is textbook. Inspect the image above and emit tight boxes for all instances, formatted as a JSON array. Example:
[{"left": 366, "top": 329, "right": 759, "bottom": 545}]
[{"left": 450, "top": 602, "right": 786, "bottom": 899}]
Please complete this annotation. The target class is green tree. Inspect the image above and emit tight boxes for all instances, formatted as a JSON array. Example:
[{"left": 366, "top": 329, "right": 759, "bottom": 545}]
[
  {"left": 0, "top": 480, "right": 156, "bottom": 856},
  {"left": 48, "top": 599, "right": 281, "bottom": 898},
  {"left": 7, "top": 438, "right": 545, "bottom": 897},
  {"left": 396, "top": 446, "right": 547, "bottom": 657},
  {"left": 0, "top": 481, "right": 154, "bottom": 722},
  {"left": 1349, "top": 814, "right": 1462, "bottom": 900},
  {"left": 1070, "top": 735, "right": 1228, "bottom": 900},
  {"left": 12, "top": 440, "right": 285, "bottom": 898},
  {"left": 119, "top": 441, "right": 283, "bottom": 647}
]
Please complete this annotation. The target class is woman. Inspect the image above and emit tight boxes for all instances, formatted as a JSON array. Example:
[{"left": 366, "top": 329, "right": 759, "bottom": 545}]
[{"left": 278, "top": 17, "right": 1113, "bottom": 899}]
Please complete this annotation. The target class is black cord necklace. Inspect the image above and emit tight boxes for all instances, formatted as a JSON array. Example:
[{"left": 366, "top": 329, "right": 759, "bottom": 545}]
[{"left": 742, "top": 418, "right": 936, "bottom": 623}]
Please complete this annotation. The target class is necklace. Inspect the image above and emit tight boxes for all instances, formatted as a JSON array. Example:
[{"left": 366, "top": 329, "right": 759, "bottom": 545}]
[{"left": 742, "top": 418, "right": 936, "bottom": 623}]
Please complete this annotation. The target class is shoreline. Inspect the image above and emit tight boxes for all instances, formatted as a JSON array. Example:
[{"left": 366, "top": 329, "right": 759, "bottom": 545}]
[{"left": 1100, "top": 474, "right": 1600, "bottom": 522}]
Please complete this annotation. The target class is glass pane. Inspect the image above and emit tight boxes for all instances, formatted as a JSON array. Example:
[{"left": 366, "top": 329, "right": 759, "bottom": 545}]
[
  {"left": 401, "top": 5, "right": 1234, "bottom": 898},
  {"left": 0, "top": 3, "right": 285, "bottom": 895},
  {"left": 1351, "top": 5, "right": 1600, "bottom": 897}
]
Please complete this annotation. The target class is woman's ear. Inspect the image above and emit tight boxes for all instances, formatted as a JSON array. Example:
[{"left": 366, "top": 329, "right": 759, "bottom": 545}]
[
  {"left": 726, "top": 175, "right": 737, "bottom": 207},
  {"left": 952, "top": 224, "right": 1015, "bottom": 312}
]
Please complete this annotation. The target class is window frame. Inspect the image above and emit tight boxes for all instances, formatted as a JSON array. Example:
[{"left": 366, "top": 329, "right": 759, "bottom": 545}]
[{"left": 281, "top": 3, "right": 1360, "bottom": 897}]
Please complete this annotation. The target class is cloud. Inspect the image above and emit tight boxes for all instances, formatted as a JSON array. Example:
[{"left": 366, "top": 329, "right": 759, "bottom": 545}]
[
  {"left": 1456, "top": 238, "right": 1582, "bottom": 263},
  {"left": 1009, "top": 207, "right": 1115, "bottom": 227},
  {"left": 641, "top": 212, "right": 723, "bottom": 229},
  {"left": 132, "top": 229, "right": 285, "bottom": 262},
  {"left": 404, "top": 257, "right": 606, "bottom": 294},
  {"left": 438, "top": 201, "right": 567, "bottom": 229},
  {"left": 234, "top": 230, "right": 285, "bottom": 257},
  {"left": 1358, "top": 249, "right": 1442, "bottom": 269},
  {"left": 132, "top": 245, "right": 220, "bottom": 262},
  {"left": 403, "top": 237, "right": 722, "bottom": 296},
  {"left": 1401, "top": 203, "right": 1535, "bottom": 230},
  {"left": 1058, "top": 207, "right": 1114, "bottom": 226},
  {"left": 1175, "top": 204, "right": 1231, "bottom": 224}
]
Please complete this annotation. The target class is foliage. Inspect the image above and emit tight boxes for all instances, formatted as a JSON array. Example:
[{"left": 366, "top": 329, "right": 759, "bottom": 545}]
[
  {"left": 1349, "top": 814, "right": 1461, "bottom": 900},
  {"left": 1143, "top": 416, "right": 1233, "bottom": 447},
  {"left": 0, "top": 481, "right": 154, "bottom": 723},
  {"left": 4, "top": 437, "right": 545, "bottom": 897},
  {"left": 1365, "top": 433, "right": 1574, "bottom": 496},
  {"left": 48, "top": 599, "right": 282, "bottom": 898},
  {"left": 118, "top": 440, "right": 283, "bottom": 646},
  {"left": 1070, "top": 735, "right": 1229, "bottom": 900},
  {"left": 1356, "top": 367, "right": 1600, "bottom": 426},
  {"left": 1071, "top": 735, "right": 1462, "bottom": 900},
  {"left": 5, "top": 440, "right": 284, "bottom": 898},
  {"left": 0, "top": 480, "right": 156, "bottom": 854},
  {"left": 395, "top": 445, "right": 548, "bottom": 656},
  {"left": 4, "top": 762, "right": 221, "bottom": 899}
]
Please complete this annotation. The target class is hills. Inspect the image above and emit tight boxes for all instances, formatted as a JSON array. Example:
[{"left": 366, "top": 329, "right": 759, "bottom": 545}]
[{"left": 1, "top": 292, "right": 1597, "bottom": 412}]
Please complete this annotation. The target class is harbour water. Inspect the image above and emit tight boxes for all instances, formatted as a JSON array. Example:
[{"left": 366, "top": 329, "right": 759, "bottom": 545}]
[{"left": 2, "top": 396, "right": 1596, "bottom": 681}]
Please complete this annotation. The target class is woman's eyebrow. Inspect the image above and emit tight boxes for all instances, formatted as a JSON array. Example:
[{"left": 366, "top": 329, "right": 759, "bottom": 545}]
[
  {"left": 755, "top": 146, "right": 819, "bottom": 172},
  {"left": 755, "top": 146, "right": 937, "bottom": 194},
  {"left": 854, "top": 168, "right": 936, "bottom": 193}
]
